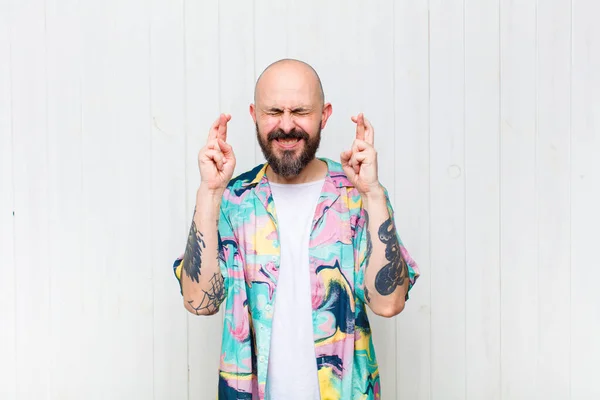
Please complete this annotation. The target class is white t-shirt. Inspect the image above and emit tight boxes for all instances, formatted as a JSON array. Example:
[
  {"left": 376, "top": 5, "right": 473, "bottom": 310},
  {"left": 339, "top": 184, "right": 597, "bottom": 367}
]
[{"left": 266, "top": 179, "right": 325, "bottom": 400}]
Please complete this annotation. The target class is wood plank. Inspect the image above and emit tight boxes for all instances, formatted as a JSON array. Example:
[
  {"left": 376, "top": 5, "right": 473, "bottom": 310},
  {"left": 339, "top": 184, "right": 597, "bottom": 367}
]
[
  {"left": 394, "top": 0, "right": 431, "bottom": 398},
  {"left": 149, "top": 0, "right": 188, "bottom": 399},
  {"left": 219, "top": 0, "right": 257, "bottom": 173},
  {"left": 80, "top": 1, "right": 154, "bottom": 397},
  {"left": 536, "top": 0, "right": 572, "bottom": 398},
  {"left": 429, "top": 0, "right": 467, "bottom": 398},
  {"left": 571, "top": 0, "right": 600, "bottom": 398},
  {"left": 500, "top": 0, "right": 539, "bottom": 398},
  {"left": 254, "top": 0, "right": 287, "bottom": 71},
  {"left": 184, "top": 1, "right": 223, "bottom": 397},
  {"left": 464, "top": 0, "right": 501, "bottom": 398},
  {"left": 80, "top": 1, "right": 117, "bottom": 396},
  {"left": 0, "top": 2, "right": 16, "bottom": 398},
  {"left": 45, "top": 0, "right": 85, "bottom": 397},
  {"left": 10, "top": 0, "right": 51, "bottom": 397},
  {"left": 108, "top": 1, "right": 154, "bottom": 397}
]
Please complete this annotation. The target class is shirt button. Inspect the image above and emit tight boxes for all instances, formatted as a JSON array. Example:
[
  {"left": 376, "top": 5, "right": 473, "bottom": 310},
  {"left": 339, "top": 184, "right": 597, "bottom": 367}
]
[
  {"left": 259, "top": 356, "right": 266, "bottom": 363},
  {"left": 265, "top": 304, "right": 272, "bottom": 311}
]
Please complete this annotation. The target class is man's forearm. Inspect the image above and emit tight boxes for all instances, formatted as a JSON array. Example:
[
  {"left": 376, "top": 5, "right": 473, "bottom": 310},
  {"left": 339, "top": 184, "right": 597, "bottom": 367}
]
[
  {"left": 181, "top": 186, "right": 225, "bottom": 316},
  {"left": 361, "top": 186, "right": 409, "bottom": 317}
]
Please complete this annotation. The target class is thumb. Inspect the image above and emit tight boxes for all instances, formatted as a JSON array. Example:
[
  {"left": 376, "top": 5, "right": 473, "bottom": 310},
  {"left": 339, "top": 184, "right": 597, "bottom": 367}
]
[
  {"left": 340, "top": 150, "right": 352, "bottom": 163},
  {"left": 340, "top": 150, "right": 356, "bottom": 179}
]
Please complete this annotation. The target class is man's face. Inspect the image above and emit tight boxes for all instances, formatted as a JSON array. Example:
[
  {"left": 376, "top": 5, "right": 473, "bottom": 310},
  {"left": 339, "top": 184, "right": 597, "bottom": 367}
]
[
  {"left": 255, "top": 115, "right": 322, "bottom": 178},
  {"left": 251, "top": 64, "right": 331, "bottom": 178}
]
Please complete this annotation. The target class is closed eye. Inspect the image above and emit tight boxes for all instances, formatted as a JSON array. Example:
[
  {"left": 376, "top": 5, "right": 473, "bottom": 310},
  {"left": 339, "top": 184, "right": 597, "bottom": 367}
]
[
  {"left": 266, "top": 108, "right": 283, "bottom": 115},
  {"left": 292, "top": 108, "right": 310, "bottom": 115},
  {"left": 264, "top": 107, "right": 311, "bottom": 115}
]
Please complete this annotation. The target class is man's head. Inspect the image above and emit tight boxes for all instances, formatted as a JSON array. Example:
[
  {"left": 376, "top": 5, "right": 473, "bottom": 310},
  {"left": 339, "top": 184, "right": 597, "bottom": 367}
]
[{"left": 250, "top": 59, "right": 332, "bottom": 178}]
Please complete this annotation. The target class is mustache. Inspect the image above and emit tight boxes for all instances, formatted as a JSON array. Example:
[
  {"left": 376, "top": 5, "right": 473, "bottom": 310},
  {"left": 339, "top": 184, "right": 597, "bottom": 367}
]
[{"left": 267, "top": 128, "right": 309, "bottom": 142}]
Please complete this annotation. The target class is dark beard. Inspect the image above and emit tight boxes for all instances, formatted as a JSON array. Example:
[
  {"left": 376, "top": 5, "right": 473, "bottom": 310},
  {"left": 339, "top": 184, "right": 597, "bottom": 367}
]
[{"left": 256, "top": 123, "right": 322, "bottom": 178}]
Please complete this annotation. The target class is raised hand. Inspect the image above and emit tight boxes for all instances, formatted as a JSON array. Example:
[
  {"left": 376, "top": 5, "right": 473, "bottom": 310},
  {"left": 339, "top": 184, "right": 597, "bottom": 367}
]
[
  {"left": 198, "top": 113, "right": 236, "bottom": 193},
  {"left": 340, "top": 113, "right": 380, "bottom": 195}
]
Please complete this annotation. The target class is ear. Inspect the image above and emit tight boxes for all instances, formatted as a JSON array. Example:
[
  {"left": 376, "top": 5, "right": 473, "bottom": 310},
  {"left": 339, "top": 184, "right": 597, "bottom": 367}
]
[
  {"left": 249, "top": 103, "right": 257, "bottom": 124},
  {"left": 320, "top": 102, "right": 333, "bottom": 129}
]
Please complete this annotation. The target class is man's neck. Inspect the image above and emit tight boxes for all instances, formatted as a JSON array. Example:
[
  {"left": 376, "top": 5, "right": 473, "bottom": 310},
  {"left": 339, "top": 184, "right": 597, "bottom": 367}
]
[{"left": 266, "top": 158, "right": 327, "bottom": 185}]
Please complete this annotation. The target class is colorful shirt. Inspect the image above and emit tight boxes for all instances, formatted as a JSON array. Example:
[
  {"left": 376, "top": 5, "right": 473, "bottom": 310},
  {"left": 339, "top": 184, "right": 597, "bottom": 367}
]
[{"left": 174, "top": 158, "right": 420, "bottom": 400}]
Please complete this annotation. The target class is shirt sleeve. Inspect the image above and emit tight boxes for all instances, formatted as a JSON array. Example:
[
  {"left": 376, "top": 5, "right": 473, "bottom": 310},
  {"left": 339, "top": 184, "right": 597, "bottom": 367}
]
[
  {"left": 172, "top": 205, "right": 237, "bottom": 303},
  {"left": 353, "top": 187, "right": 420, "bottom": 303}
]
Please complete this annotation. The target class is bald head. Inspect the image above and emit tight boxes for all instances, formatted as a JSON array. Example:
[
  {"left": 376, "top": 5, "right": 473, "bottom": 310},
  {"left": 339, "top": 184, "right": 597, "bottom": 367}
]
[
  {"left": 254, "top": 59, "right": 324, "bottom": 106},
  {"left": 250, "top": 59, "right": 333, "bottom": 180}
]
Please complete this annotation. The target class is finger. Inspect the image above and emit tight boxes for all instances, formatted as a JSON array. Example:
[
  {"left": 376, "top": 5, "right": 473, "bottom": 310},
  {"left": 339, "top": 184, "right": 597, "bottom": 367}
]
[
  {"left": 204, "top": 149, "right": 224, "bottom": 171},
  {"left": 204, "top": 148, "right": 223, "bottom": 160},
  {"left": 340, "top": 150, "right": 357, "bottom": 179},
  {"left": 350, "top": 151, "right": 369, "bottom": 175},
  {"left": 351, "top": 139, "right": 371, "bottom": 153},
  {"left": 218, "top": 138, "right": 233, "bottom": 154},
  {"left": 217, "top": 113, "right": 231, "bottom": 142},
  {"left": 350, "top": 151, "right": 368, "bottom": 166},
  {"left": 207, "top": 116, "right": 222, "bottom": 141},
  {"left": 348, "top": 150, "right": 360, "bottom": 173},
  {"left": 340, "top": 149, "right": 352, "bottom": 164},
  {"left": 206, "top": 138, "right": 222, "bottom": 152},
  {"left": 363, "top": 116, "right": 374, "bottom": 145},
  {"left": 358, "top": 114, "right": 366, "bottom": 140},
  {"left": 354, "top": 113, "right": 366, "bottom": 141},
  {"left": 357, "top": 113, "right": 364, "bottom": 126},
  {"left": 218, "top": 139, "right": 235, "bottom": 164}
]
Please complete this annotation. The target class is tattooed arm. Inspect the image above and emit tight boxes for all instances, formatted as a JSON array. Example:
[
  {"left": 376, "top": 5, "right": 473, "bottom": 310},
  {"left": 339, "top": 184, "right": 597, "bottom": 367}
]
[
  {"left": 179, "top": 187, "right": 225, "bottom": 316},
  {"left": 341, "top": 113, "right": 419, "bottom": 316},
  {"left": 176, "top": 113, "right": 235, "bottom": 315},
  {"left": 361, "top": 185, "right": 410, "bottom": 318}
]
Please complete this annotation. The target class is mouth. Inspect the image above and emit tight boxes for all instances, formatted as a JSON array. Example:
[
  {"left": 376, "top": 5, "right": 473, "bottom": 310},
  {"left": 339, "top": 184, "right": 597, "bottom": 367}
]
[{"left": 273, "top": 138, "right": 303, "bottom": 150}]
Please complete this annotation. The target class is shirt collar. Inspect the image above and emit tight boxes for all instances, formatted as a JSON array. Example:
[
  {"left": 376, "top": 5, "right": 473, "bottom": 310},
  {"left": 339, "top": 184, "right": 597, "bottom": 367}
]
[
  {"left": 239, "top": 157, "right": 353, "bottom": 189},
  {"left": 240, "top": 158, "right": 352, "bottom": 229}
]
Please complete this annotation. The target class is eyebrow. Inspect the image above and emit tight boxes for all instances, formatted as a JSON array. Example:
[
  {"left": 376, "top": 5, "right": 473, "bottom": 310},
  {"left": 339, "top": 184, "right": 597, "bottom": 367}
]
[{"left": 264, "top": 106, "right": 312, "bottom": 113}]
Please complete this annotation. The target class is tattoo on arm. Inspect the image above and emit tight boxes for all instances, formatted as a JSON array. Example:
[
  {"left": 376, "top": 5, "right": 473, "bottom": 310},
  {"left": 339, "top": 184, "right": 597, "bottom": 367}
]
[
  {"left": 374, "top": 218, "right": 408, "bottom": 296},
  {"left": 364, "top": 210, "right": 373, "bottom": 267},
  {"left": 364, "top": 286, "right": 372, "bottom": 303},
  {"left": 187, "top": 273, "right": 225, "bottom": 315},
  {"left": 183, "top": 209, "right": 206, "bottom": 283}
]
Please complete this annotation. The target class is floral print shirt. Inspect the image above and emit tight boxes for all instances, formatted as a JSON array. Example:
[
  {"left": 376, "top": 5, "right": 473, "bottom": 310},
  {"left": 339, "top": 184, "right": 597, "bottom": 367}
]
[{"left": 174, "top": 158, "right": 420, "bottom": 400}]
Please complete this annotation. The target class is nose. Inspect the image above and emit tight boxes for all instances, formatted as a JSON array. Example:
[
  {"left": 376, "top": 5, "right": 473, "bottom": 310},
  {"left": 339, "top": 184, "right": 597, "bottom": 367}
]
[{"left": 280, "top": 111, "right": 295, "bottom": 133}]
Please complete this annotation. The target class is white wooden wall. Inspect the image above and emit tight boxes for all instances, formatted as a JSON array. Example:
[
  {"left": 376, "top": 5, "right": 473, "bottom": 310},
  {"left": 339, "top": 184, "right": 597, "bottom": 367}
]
[{"left": 1, "top": 1, "right": 599, "bottom": 399}]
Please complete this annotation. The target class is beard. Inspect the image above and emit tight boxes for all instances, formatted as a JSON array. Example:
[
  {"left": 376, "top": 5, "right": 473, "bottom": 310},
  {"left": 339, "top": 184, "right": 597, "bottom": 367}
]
[{"left": 256, "top": 122, "right": 322, "bottom": 178}]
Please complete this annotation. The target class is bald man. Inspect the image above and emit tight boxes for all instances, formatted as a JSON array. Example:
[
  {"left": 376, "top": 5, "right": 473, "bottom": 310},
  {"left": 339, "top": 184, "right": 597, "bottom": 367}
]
[{"left": 173, "top": 59, "right": 420, "bottom": 400}]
